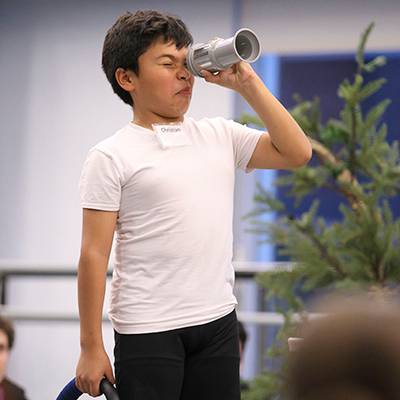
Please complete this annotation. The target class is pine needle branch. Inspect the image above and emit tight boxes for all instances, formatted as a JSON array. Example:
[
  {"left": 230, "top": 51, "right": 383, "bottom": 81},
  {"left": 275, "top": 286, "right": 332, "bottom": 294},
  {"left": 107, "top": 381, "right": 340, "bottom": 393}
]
[
  {"left": 292, "top": 221, "right": 347, "bottom": 279},
  {"left": 310, "top": 138, "right": 365, "bottom": 211}
]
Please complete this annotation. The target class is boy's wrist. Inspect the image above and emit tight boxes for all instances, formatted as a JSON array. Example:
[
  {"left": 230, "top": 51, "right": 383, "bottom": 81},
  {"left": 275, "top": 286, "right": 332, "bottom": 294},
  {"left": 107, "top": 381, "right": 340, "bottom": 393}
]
[
  {"left": 80, "top": 335, "right": 104, "bottom": 351},
  {"left": 237, "top": 73, "right": 265, "bottom": 98}
]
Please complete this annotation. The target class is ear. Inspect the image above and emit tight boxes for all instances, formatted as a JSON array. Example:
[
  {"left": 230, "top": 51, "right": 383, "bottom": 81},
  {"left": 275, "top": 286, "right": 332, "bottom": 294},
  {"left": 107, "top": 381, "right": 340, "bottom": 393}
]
[{"left": 115, "top": 68, "right": 136, "bottom": 92}]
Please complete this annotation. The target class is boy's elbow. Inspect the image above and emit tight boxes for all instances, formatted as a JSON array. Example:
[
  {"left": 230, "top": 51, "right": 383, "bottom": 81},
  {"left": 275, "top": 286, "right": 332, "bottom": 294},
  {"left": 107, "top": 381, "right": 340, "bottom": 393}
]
[
  {"left": 303, "top": 145, "right": 313, "bottom": 165},
  {"left": 292, "top": 145, "right": 312, "bottom": 168}
]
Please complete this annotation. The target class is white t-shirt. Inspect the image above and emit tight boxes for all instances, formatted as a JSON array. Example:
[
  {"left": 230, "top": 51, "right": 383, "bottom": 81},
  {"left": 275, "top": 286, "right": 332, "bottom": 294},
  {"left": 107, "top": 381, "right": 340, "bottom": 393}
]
[{"left": 79, "top": 116, "right": 263, "bottom": 333}]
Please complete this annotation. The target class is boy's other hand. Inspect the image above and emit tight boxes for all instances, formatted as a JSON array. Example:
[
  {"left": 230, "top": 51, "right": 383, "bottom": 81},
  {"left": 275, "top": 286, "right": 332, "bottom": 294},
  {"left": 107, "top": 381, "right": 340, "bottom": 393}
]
[
  {"left": 200, "top": 61, "right": 259, "bottom": 93},
  {"left": 76, "top": 347, "right": 115, "bottom": 397}
]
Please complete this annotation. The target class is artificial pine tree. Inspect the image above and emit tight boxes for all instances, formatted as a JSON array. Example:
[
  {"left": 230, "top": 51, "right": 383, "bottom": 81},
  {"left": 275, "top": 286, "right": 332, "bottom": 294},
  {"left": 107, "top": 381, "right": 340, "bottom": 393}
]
[{"left": 240, "top": 23, "right": 400, "bottom": 400}]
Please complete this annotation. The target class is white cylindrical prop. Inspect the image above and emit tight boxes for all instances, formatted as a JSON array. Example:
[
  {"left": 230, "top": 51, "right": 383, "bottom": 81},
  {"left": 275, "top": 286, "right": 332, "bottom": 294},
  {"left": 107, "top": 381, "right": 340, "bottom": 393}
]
[{"left": 186, "top": 28, "right": 261, "bottom": 77}]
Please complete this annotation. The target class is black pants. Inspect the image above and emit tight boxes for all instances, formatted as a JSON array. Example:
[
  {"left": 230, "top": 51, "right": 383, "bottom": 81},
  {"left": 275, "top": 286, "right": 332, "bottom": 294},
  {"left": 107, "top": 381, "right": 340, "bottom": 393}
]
[{"left": 114, "top": 309, "right": 240, "bottom": 400}]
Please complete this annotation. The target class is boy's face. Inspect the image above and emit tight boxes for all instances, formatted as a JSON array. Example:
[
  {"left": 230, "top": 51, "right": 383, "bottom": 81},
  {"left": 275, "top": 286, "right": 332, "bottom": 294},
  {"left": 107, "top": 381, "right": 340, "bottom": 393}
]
[{"left": 130, "top": 38, "right": 195, "bottom": 122}]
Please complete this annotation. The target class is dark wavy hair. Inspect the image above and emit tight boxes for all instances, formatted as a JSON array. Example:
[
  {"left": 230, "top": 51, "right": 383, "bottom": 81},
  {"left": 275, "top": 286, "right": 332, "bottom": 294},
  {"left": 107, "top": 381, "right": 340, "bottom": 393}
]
[
  {"left": 0, "top": 316, "right": 15, "bottom": 350},
  {"left": 101, "top": 10, "right": 193, "bottom": 107}
]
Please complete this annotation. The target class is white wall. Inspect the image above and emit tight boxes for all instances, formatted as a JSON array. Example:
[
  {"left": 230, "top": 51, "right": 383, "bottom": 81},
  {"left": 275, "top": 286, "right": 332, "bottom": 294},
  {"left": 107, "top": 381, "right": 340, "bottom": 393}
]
[
  {"left": 242, "top": 0, "right": 400, "bottom": 54},
  {"left": 1, "top": 0, "right": 399, "bottom": 399}
]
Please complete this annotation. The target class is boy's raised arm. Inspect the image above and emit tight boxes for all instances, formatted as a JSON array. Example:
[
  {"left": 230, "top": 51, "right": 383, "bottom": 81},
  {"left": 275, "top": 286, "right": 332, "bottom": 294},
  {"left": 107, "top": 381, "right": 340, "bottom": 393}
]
[{"left": 201, "top": 62, "right": 312, "bottom": 170}]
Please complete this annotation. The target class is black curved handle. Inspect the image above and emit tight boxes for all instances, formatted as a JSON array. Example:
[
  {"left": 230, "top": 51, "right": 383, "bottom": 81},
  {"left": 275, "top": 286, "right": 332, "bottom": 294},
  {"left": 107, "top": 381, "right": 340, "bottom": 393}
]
[
  {"left": 100, "top": 379, "right": 119, "bottom": 400},
  {"left": 56, "top": 378, "right": 119, "bottom": 400}
]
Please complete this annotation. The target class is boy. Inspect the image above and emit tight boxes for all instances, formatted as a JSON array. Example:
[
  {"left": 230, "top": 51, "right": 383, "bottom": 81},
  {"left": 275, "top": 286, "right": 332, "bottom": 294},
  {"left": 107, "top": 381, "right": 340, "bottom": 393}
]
[{"left": 76, "top": 9, "right": 311, "bottom": 400}]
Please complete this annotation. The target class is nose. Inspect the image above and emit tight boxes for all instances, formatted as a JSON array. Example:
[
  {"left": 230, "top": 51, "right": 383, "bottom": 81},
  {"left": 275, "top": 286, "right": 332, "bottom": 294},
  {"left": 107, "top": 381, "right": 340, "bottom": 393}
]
[{"left": 177, "top": 63, "right": 191, "bottom": 80}]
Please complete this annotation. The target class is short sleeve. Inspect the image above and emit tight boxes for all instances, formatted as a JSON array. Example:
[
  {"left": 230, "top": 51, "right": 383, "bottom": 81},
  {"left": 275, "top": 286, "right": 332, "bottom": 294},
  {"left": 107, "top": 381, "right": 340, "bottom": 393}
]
[
  {"left": 227, "top": 119, "right": 263, "bottom": 173},
  {"left": 79, "top": 148, "right": 121, "bottom": 211}
]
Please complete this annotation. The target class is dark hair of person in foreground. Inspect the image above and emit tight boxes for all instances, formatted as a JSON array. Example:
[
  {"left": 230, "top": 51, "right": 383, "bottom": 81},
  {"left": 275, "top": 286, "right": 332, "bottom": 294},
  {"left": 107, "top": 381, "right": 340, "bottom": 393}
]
[{"left": 286, "top": 294, "right": 400, "bottom": 400}]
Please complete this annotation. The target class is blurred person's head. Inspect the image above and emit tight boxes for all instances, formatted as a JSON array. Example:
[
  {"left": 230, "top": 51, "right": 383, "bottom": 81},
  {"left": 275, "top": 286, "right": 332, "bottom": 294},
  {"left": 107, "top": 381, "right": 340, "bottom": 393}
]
[
  {"left": 285, "top": 294, "right": 400, "bottom": 400},
  {"left": 0, "top": 316, "right": 15, "bottom": 382}
]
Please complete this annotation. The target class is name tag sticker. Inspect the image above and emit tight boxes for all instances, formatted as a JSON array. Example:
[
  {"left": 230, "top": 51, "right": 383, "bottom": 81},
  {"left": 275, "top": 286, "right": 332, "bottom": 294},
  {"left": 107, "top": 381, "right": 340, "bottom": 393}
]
[{"left": 152, "top": 123, "right": 192, "bottom": 149}]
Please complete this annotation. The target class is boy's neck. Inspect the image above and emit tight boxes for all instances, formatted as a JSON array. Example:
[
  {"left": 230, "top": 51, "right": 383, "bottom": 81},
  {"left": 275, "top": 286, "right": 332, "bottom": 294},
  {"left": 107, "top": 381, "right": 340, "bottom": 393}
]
[{"left": 132, "top": 111, "right": 184, "bottom": 131}]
